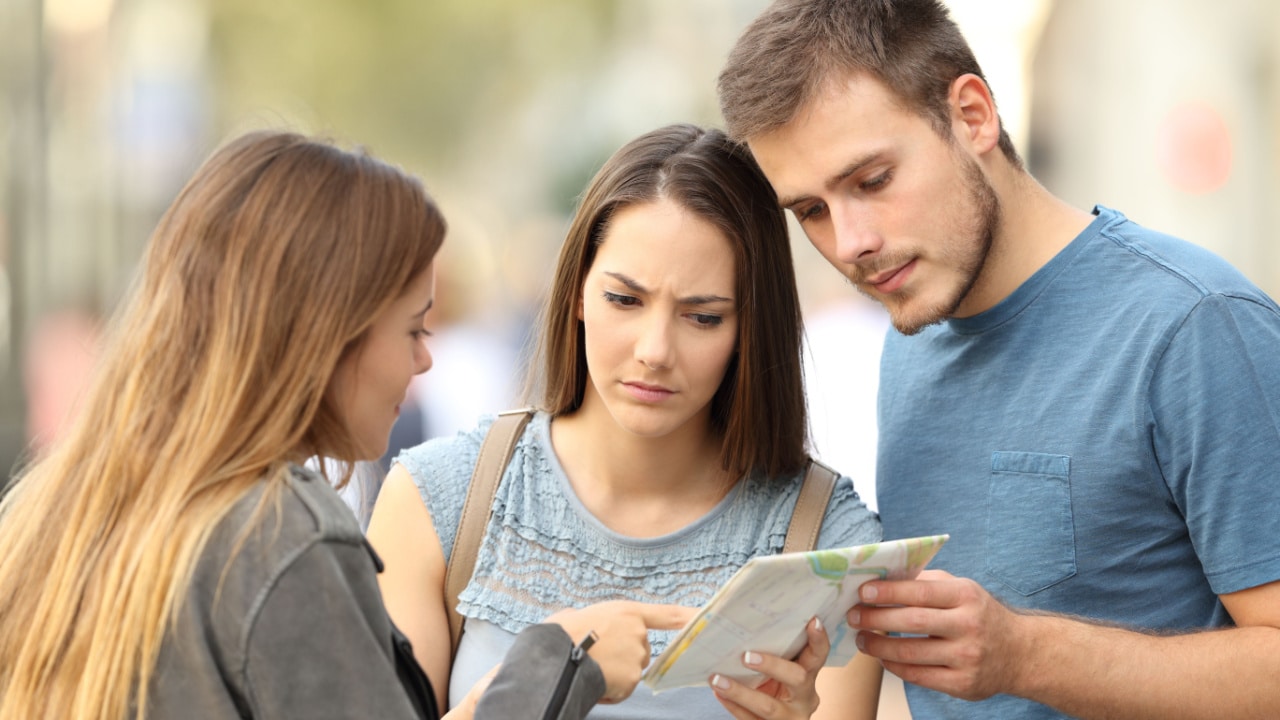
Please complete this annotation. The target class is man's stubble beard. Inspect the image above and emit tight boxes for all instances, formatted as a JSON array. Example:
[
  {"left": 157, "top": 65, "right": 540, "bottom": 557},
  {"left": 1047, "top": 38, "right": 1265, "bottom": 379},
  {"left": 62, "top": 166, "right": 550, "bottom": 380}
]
[{"left": 871, "top": 153, "right": 1001, "bottom": 336}]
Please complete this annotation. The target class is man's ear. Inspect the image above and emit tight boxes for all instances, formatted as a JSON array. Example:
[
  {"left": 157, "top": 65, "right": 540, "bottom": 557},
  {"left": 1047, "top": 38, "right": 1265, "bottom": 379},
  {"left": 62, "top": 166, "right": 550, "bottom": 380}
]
[{"left": 949, "top": 73, "right": 1002, "bottom": 156}]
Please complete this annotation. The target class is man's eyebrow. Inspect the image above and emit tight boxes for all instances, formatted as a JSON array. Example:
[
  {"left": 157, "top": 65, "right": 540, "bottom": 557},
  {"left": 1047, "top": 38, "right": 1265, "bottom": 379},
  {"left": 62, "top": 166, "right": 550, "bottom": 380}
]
[
  {"left": 777, "top": 150, "right": 885, "bottom": 209},
  {"left": 604, "top": 272, "right": 733, "bottom": 305}
]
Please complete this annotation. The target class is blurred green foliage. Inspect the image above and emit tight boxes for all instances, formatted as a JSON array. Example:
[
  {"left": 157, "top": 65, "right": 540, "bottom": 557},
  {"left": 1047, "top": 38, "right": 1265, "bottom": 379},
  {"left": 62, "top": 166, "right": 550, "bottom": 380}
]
[{"left": 208, "top": 0, "right": 617, "bottom": 178}]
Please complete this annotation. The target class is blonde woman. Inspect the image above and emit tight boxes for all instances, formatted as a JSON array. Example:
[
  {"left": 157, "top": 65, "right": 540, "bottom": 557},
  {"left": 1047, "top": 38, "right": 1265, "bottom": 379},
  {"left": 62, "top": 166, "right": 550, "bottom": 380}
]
[{"left": 0, "top": 131, "right": 689, "bottom": 720}]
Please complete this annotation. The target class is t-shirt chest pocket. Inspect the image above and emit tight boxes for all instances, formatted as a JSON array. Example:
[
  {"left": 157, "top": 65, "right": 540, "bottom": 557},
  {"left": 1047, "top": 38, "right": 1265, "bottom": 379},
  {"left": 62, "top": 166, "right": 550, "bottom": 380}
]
[{"left": 985, "top": 451, "right": 1077, "bottom": 595}]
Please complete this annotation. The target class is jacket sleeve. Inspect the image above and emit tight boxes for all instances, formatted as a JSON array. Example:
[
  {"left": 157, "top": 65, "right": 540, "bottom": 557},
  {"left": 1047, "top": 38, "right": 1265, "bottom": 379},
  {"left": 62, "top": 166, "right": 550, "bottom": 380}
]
[
  {"left": 242, "top": 539, "right": 424, "bottom": 720},
  {"left": 475, "top": 624, "right": 606, "bottom": 720}
]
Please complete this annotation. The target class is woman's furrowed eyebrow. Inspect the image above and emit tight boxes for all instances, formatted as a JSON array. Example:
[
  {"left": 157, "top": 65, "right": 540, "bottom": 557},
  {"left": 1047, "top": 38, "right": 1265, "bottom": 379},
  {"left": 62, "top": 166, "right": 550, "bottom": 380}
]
[
  {"left": 603, "top": 271, "right": 732, "bottom": 305},
  {"left": 604, "top": 271, "right": 647, "bottom": 294},
  {"left": 680, "top": 293, "right": 734, "bottom": 306}
]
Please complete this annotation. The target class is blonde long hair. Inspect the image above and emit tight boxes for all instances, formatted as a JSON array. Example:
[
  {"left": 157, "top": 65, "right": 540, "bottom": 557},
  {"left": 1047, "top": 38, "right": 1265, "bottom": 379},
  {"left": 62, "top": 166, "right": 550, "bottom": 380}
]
[{"left": 0, "top": 131, "right": 445, "bottom": 719}]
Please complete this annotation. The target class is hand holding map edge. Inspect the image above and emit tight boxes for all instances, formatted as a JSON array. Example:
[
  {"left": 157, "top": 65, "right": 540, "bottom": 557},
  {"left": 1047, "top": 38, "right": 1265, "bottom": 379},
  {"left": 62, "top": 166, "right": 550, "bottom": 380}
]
[{"left": 642, "top": 534, "right": 951, "bottom": 693}]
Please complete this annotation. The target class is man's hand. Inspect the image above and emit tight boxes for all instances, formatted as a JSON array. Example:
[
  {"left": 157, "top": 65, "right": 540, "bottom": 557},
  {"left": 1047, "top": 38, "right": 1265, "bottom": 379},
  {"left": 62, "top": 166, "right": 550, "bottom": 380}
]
[{"left": 847, "top": 569, "right": 1028, "bottom": 701}]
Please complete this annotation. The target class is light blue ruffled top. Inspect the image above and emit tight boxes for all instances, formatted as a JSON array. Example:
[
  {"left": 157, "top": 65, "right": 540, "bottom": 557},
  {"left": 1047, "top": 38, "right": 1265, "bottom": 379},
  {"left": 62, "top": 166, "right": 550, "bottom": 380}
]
[{"left": 395, "top": 411, "right": 880, "bottom": 717}]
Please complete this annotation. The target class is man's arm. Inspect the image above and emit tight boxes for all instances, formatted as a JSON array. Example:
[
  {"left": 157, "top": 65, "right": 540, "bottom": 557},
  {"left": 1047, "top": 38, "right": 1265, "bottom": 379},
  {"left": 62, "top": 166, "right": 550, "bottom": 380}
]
[{"left": 849, "top": 571, "right": 1280, "bottom": 719}]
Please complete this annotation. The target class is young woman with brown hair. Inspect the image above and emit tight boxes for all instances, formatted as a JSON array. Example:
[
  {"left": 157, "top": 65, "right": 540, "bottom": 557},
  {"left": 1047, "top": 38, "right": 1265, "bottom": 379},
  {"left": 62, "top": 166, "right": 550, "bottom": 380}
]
[{"left": 369, "top": 124, "right": 883, "bottom": 720}]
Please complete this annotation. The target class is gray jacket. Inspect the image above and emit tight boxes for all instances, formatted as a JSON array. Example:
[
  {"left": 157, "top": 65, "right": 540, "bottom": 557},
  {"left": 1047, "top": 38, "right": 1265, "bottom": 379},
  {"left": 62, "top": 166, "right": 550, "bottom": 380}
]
[{"left": 147, "top": 465, "right": 604, "bottom": 719}]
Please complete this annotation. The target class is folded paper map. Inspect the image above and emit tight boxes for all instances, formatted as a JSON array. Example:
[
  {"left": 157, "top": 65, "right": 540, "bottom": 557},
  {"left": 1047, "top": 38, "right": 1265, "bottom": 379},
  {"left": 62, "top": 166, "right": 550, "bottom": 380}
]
[{"left": 643, "top": 534, "right": 950, "bottom": 693}]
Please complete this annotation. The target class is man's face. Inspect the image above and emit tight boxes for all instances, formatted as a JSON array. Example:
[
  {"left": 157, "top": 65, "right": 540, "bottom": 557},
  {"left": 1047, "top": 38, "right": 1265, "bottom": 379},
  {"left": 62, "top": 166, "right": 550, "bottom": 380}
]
[{"left": 748, "top": 72, "right": 1000, "bottom": 335}]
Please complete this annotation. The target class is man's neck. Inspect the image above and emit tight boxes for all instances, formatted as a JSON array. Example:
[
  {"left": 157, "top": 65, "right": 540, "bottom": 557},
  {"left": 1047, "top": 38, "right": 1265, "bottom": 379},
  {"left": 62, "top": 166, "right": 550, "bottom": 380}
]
[{"left": 957, "top": 167, "right": 1094, "bottom": 317}]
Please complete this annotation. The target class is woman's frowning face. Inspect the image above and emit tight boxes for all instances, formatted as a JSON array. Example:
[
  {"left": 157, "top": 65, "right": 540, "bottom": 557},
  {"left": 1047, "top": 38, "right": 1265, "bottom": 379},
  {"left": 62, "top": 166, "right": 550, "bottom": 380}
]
[{"left": 578, "top": 199, "right": 739, "bottom": 439}]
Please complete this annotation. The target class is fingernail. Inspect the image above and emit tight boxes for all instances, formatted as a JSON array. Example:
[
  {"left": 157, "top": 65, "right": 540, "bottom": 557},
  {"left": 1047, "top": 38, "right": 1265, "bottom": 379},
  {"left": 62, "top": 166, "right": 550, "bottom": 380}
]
[
  {"left": 862, "top": 584, "right": 878, "bottom": 602},
  {"left": 813, "top": 616, "right": 823, "bottom": 632},
  {"left": 711, "top": 674, "right": 731, "bottom": 690},
  {"left": 856, "top": 632, "right": 867, "bottom": 650},
  {"left": 848, "top": 608, "right": 860, "bottom": 626},
  {"left": 743, "top": 651, "right": 762, "bottom": 666}
]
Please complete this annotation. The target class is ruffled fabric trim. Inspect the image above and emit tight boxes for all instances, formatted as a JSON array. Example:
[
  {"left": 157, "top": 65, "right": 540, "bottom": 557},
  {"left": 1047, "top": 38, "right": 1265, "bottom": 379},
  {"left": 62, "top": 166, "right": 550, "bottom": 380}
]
[{"left": 396, "top": 412, "right": 880, "bottom": 656}]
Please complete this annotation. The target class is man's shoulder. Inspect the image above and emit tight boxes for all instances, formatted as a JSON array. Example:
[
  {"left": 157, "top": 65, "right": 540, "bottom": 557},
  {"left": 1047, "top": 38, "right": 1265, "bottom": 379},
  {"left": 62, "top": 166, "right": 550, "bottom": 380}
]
[{"left": 1093, "top": 209, "right": 1274, "bottom": 308}]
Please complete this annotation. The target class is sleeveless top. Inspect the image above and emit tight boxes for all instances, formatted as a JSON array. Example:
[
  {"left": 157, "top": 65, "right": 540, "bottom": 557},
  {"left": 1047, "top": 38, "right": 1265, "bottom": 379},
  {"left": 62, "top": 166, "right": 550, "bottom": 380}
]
[{"left": 395, "top": 412, "right": 881, "bottom": 718}]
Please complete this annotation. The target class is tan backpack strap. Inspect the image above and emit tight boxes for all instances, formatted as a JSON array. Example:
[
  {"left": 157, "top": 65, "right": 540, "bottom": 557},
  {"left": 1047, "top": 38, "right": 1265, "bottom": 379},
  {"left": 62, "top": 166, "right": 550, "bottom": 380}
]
[
  {"left": 782, "top": 458, "right": 839, "bottom": 554},
  {"left": 445, "top": 408, "right": 535, "bottom": 659}
]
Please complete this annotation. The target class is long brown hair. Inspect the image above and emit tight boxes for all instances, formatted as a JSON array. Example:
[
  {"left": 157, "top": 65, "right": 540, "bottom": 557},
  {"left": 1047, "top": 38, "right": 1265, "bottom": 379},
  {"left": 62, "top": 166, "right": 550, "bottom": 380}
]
[
  {"left": 527, "top": 124, "right": 807, "bottom": 478},
  {"left": 718, "top": 0, "right": 1021, "bottom": 167},
  {"left": 0, "top": 131, "right": 445, "bottom": 719}
]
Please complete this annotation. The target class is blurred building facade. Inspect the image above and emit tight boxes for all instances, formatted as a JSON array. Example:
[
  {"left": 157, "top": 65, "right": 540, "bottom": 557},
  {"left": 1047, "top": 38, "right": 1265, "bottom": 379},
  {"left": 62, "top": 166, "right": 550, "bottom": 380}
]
[
  {"left": 1030, "top": 0, "right": 1279, "bottom": 297},
  {"left": 3, "top": 0, "right": 1279, "bottom": 497}
]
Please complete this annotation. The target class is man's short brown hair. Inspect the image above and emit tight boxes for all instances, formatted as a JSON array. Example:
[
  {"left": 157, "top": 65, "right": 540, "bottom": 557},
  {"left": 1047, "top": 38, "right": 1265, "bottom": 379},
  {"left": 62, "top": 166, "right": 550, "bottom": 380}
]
[{"left": 718, "top": 0, "right": 1020, "bottom": 166}]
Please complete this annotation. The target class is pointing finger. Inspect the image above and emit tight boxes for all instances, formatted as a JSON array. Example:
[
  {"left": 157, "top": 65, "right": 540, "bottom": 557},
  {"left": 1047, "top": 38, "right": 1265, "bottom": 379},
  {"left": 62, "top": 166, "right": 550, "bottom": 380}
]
[{"left": 636, "top": 603, "right": 698, "bottom": 630}]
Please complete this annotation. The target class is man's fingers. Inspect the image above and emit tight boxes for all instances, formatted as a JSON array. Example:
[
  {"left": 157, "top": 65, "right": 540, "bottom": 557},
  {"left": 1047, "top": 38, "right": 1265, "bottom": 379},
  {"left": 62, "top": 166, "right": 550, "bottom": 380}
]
[
  {"left": 856, "top": 630, "right": 954, "bottom": 667},
  {"left": 851, "top": 602, "right": 956, "bottom": 636},
  {"left": 859, "top": 571, "right": 971, "bottom": 609}
]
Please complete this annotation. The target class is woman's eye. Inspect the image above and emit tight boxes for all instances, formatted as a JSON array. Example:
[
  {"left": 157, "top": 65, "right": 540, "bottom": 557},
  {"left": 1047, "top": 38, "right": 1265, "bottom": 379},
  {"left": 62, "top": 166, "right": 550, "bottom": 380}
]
[
  {"left": 690, "top": 313, "right": 723, "bottom": 327},
  {"left": 603, "top": 291, "right": 639, "bottom": 307},
  {"left": 411, "top": 329, "right": 433, "bottom": 341}
]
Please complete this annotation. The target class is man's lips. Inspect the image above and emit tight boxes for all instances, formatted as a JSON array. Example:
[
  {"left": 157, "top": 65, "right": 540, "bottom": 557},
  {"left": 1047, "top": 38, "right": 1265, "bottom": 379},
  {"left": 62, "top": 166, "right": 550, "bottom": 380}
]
[{"left": 863, "top": 259, "right": 916, "bottom": 293}]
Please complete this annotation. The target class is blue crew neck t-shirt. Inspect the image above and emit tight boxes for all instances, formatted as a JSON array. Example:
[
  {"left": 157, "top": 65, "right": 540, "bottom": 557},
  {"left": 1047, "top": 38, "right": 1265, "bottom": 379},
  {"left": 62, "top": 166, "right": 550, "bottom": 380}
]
[{"left": 877, "top": 206, "right": 1280, "bottom": 719}]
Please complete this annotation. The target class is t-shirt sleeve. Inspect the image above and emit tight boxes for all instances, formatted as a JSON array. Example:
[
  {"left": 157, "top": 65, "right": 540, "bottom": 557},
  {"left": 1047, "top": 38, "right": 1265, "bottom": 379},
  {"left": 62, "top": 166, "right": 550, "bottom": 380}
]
[
  {"left": 392, "top": 415, "right": 495, "bottom": 559},
  {"left": 242, "top": 539, "right": 421, "bottom": 719},
  {"left": 816, "top": 474, "right": 882, "bottom": 550},
  {"left": 1150, "top": 292, "right": 1280, "bottom": 595}
]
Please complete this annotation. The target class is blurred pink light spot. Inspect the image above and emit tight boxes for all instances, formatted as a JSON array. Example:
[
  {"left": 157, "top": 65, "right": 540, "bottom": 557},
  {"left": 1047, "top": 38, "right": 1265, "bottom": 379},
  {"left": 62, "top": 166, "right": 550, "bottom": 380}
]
[
  {"left": 1156, "top": 102, "right": 1233, "bottom": 195},
  {"left": 23, "top": 310, "right": 102, "bottom": 453}
]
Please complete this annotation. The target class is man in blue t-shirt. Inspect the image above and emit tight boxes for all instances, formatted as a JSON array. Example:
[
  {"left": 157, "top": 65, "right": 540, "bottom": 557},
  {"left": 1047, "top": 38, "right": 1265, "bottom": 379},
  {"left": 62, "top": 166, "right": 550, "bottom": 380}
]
[{"left": 718, "top": 0, "right": 1280, "bottom": 718}]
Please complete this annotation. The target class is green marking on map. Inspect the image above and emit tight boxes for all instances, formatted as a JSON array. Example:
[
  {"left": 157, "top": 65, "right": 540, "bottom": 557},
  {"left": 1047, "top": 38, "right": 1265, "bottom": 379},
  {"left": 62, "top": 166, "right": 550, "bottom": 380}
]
[{"left": 807, "top": 550, "right": 849, "bottom": 580}]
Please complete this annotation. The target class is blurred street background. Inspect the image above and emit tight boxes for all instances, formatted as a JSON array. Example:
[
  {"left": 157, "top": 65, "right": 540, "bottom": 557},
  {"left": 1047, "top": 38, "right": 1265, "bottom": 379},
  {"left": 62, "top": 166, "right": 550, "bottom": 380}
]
[{"left": 2, "top": 1, "right": 1279, "bottom": 712}]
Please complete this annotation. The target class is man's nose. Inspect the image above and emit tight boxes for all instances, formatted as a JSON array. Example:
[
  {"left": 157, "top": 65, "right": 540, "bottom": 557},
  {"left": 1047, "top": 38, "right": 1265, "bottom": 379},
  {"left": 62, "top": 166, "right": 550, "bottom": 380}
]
[{"left": 833, "top": 204, "right": 883, "bottom": 263}]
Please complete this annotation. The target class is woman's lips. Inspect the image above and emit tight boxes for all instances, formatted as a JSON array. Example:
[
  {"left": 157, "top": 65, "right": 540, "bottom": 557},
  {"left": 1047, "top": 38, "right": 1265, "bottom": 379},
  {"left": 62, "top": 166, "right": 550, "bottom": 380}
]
[{"left": 623, "top": 382, "right": 674, "bottom": 403}]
